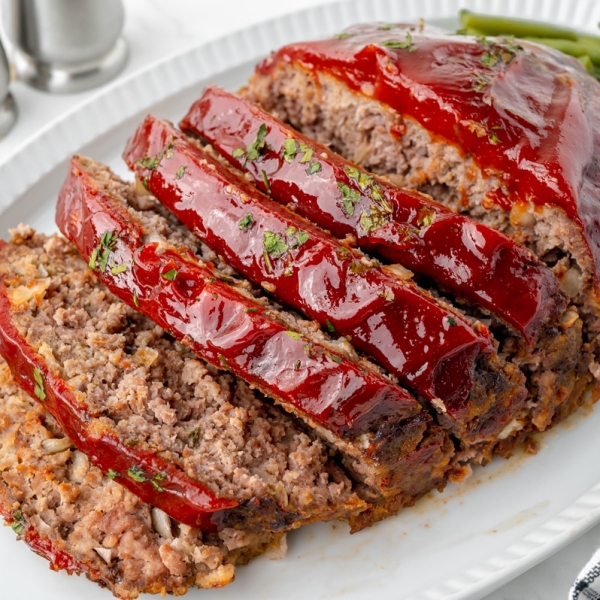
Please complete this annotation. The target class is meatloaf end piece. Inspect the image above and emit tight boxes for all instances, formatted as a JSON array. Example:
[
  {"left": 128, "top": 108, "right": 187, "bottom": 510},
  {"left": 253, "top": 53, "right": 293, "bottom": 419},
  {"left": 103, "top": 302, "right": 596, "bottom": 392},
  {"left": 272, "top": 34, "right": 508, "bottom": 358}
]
[
  {"left": 243, "top": 23, "right": 600, "bottom": 434},
  {"left": 0, "top": 227, "right": 365, "bottom": 533},
  {"left": 0, "top": 355, "right": 286, "bottom": 599}
]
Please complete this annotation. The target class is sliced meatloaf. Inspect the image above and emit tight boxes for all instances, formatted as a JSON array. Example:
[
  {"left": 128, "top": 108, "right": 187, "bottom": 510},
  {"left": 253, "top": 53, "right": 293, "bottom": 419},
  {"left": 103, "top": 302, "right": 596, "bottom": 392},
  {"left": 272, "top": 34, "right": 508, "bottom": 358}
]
[
  {"left": 55, "top": 158, "right": 454, "bottom": 531},
  {"left": 243, "top": 22, "right": 600, "bottom": 433},
  {"left": 0, "top": 226, "right": 366, "bottom": 533},
  {"left": 124, "top": 114, "right": 529, "bottom": 455},
  {"left": 0, "top": 356, "right": 285, "bottom": 599}
]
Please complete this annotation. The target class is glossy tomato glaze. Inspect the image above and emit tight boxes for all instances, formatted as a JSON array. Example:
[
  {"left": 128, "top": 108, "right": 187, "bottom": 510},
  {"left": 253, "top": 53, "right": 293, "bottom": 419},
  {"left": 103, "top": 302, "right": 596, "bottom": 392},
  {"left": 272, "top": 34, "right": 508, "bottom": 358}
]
[
  {"left": 57, "top": 157, "right": 420, "bottom": 442},
  {"left": 256, "top": 23, "right": 600, "bottom": 286},
  {"left": 0, "top": 263, "right": 237, "bottom": 531},
  {"left": 184, "top": 86, "right": 567, "bottom": 344},
  {"left": 124, "top": 115, "right": 501, "bottom": 422}
]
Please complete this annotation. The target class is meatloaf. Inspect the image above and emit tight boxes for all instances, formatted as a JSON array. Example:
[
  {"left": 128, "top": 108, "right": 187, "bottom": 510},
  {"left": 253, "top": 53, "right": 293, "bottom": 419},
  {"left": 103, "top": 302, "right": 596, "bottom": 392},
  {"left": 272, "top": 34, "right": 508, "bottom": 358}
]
[
  {"left": 0, "top": 226, "right": 366, "bottom": 533},
  {"left": 243, "top": 22, "right": 600, "bottom": 432},
  {"left": 0, "top": 355, "right": 285, "bottom": 599},
  {"left": 124, "top": 114, "right": 529, "bottom": 453},
  {"left": 55, "top": 158, "right": 454, "bottom": 531}
]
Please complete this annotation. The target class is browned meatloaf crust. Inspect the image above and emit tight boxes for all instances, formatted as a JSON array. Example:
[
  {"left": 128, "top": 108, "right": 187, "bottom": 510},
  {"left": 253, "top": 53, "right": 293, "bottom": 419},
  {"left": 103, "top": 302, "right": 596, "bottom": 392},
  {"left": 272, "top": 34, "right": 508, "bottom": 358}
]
[
  {"left": 0, "top": 356, "right": 287, "bottom": 599},
  {"left": 242, "top": 28, "right": 600, "bottom": 440},
  {"left": 0, "top": 226, "right": 366, "bottom": 533}
]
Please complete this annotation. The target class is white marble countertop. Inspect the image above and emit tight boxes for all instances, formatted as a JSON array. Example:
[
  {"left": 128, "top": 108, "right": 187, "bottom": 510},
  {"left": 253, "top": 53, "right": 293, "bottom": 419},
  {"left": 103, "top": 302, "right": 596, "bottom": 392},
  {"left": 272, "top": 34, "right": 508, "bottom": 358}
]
[{"left": 0, "top": 1, "right": 599, "bottom": 598}]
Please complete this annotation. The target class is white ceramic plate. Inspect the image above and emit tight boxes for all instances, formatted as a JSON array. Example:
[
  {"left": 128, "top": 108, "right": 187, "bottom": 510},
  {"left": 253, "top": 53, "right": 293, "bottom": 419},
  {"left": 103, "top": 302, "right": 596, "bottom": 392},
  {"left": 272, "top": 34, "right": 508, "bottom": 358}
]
[{"left": 2, "top": 1, "right": 600, "bottom": 599}]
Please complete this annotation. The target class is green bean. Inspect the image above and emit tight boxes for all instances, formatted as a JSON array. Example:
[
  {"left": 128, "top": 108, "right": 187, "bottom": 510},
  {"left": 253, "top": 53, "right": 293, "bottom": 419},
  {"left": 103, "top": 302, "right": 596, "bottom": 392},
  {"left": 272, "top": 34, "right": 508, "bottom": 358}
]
[
  {"left": 459, "top": 10, "right": 578, "bottom": 41},
  {"left": 576, "top": 54, "right": 594, "bottom": 73},
  {"left": 524, "top": 36, "right": 600, "bottom": 66}
]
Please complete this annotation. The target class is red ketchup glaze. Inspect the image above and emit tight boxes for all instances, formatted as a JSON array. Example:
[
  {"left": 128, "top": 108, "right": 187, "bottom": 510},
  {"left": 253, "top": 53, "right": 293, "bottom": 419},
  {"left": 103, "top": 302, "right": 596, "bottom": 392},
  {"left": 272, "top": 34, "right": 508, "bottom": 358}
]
[
  {"left": 254, "top": 23, "right": 600, "bottom": 289},
  {"left": 183, "top": 86, "right": 567, "bottom": 344},
  {"left": 124, "top": 115, "right": 496, "bottom": 419},
  {"left": 57, "top": 156, "right": 420, "bottom": 444},
  {"left": 0, "top": 259, "right": 236, "bottom": 532}
]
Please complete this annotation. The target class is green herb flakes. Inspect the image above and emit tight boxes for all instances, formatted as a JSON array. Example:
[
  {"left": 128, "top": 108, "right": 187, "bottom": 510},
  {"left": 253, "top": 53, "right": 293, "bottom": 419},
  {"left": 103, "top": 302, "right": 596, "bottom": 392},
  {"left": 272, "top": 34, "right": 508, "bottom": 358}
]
[
  {"left": 378, "top": 24, "right": 394, "bottom": 30},
  {"left": 333, "top": 32, "right": 354, "bottom": 39},
  {"left": 111, "top": 262, "right": 127, "bottom": 275},
  {"left": 360, "top": 204, "right": 389, "bottom": 233},
  {"left": 33, "top": 367, "right": 45, "bottom": 401},
  {"left": 176, "top": 165, "right": 187, "bottom": 179},
  {"left": 136, "top": 155, "right": 159, "bottom": 170},
  {"left": 294, "top": 360, "right": 301, "bottom": 370},
  {"left": 417, "top": 206, "right": 436, "bottom": 229},
  {"left": 337, "top": 182, "right": 361, "bottom": 216},
  {"left": 239, "top": 213, "right": 255, "bottom": 232},
  {"left": 161, "top": 268, "right": 178, "bottom": 281},
  {"left": 127, "top": 465, "right": 147, "bottom": 483},
  {"left": 218, "top": 355, "right": 230, "bottom": 370},
  {"left": 307, "top": 161, "right": 322, "bottom": 175},
  {"left": 107, "top": 468, "right": 119, "bottom": 479},
  {"left": 336, "top": 246, "right": 352, "bottom": 261},
  {"left": 263, "top": 231, "right": 289, "bottom": 259},
  {"left": 232, "top": 148, "right": 245, "bottom": 159},
  {"left": 327, "top": 353, "right": 343, "bottom": 365},
  {"left": 11, "top": 511, "right": 24, "bottom": 535},
  {"left": 245, "top": 307, "right": 259, "bottom": 313},
  {"left": 382, "top": 32, "right": 418, "bottom": 52},
  {"left": 261, "top": 169, "right": 271, "bottom": 193},
  {"left": 133, "top": 290, "right": 139, "bottom": 307},
  {"left": 325, "top": 320, "right": 336, "bottom": 333},
  {"left": 446, "top": 316, "right": 457, "bottom": 327},
  {"left": 188, "top": 428, "right": 200, "bottom": 445},
  {"left": 282, "top": 138, "right": 298, "bottom": 163},
  {"left": 284, "top": 330, "right": 302, "bottom": 341}
]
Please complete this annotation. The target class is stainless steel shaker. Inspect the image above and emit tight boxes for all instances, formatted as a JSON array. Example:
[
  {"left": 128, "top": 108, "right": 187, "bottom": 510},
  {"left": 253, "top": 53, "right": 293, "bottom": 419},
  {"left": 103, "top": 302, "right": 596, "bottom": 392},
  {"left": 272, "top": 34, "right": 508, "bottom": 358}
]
[
  {"left": 1, "top": 0, "right": 128, "bottom": 93},
  {"left": 0, "top": 36, "right": 16, "bottom": 138}
]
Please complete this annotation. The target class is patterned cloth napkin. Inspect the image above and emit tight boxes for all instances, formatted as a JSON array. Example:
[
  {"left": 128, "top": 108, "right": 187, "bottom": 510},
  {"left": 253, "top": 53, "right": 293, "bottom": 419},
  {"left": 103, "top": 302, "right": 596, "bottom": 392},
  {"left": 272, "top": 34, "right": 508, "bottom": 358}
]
[{"left": 571, "top": 548, "right": 600, "bottom": 599}]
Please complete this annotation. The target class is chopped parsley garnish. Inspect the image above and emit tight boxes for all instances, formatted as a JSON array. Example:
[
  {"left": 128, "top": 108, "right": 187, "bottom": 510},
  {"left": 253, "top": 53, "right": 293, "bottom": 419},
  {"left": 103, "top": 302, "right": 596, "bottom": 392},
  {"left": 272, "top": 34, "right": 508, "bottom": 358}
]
[
  {"left": 360, "top": 205, "right": 389, "bottom": 233},
  {"left": 245, "top": 307, "right": 259, "bottom": 313},
  {"left": 281, "top": 138, "right": 321, "bottom": 174},
  {"left": 417, "top": 206, "right": 436, "bottom": 229},
  {"left": 481, "top": 51, "right": 498, "bottom": 68},
  {"left": 294, "top": 360, "right": 301, "bottom": 370},
  {"left": 239, "top": 213, "right": 255, "bottom": 232},
  {"left": 127, "top": 465, "right": 147, "bottom": 482},
  {"left": 235, "top": 123, "right": 270, "bottom": 166},
  {"left": 263, "top": 231, "right": 289, "bottom": 259},
  {"left": 333, "top": 32, "right": 354, "bottom": 39},
  {"left": 111, "top": 262, "right": 127, "bottom": 275},
  {"left": 107, "top": 469, "right": 119, "bottom": 480},
  {"left": 284, "top": 330, "right": 302, "bottom": 341},
  {"left": 488, "top": 131, "right": 502, "bottom": 145},
  {"left": 307, "top": 161, "right": 322, "bottom": 175},
  {"left": 89, "top": 230, "right": 118, "bottom": 273},
  {"left": 133, "top": 290, "right": 139, "bottom": 307},
  {"left": 136, "top": 155, "right": 160, "bottom": 170},
  {"left": 161, "top": 268, "right": 178, "bottom": 281},
  {"left": 378, "top": 24, "right": 394, "bottom": 30},
  {"left": 150, "top": 472, "right": 167, "bottom": 493},
  {"left": 176, "top": 165, "right": 187, "bottom": 179},
  {"left": 337, "top": 182, "right": 361, "bottom": 216},
  {"left": 446, "top": 316, "right": 457, "bottom": 327},
  {"left": 327, "top": 353, "right": 343, "bottom": 365},
  {"left": 282, "top": 138, "right": 298, "bottom": 163},
  {"left": 349, "top": 260, "right": 371, "bottom": 275},
  {"left": 382, "top": 32, "right": 418, "bottom": 52},
  {"left": 325, "top": 320, "right": 336, "bottom": 333},
  {"left": 127, "top": 439, "right": 139, "bottom": 446},
  {"left": 165, "top": 142, "right": 174, "bottom": 159},
  {"left": 336, "top": 246, "right": 352, "bottom": 261},
  {"left": 218, "top": 355, "right": 230, "bottom": 370},
  {"left": 11, "top": 511, "right": 24, "bottom": 535},
  {"left": 188, "top": 427, "right": 200, "bottom": 445},
  {"left": 261, "top": 169, "right": 271, "bottom": 193},
  {"left": 33, "top": 367, "right": 45, "bottom": 401}
]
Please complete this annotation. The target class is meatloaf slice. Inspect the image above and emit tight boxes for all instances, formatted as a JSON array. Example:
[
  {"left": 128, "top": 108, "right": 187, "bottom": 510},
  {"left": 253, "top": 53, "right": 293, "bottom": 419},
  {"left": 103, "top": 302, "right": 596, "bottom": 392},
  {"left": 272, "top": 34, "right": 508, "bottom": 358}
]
[
  {"left": 0, "top": 356, "right": 285, "bottom": 599},
  {"left": 124, "top": 114, "right": 528, "bottom": 452},
  {"left": 55, "top": 159, "right": 454, "bottom": 531},
  {"left": 244, "top": 23, "right": 600, "bottom": 433},
  {"left": 0, "top": 227, "right": 366, "bottom": 532}
]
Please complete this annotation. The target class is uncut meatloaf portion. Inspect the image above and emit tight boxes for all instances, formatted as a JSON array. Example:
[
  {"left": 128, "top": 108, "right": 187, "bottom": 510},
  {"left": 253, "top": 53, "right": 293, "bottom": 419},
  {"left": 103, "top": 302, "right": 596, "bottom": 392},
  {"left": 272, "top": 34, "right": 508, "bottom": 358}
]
[
  {"left": 0, "top": 226, "right": 364, "bottom": 533},
  {"left": 56, "top": 157, "right": 454, "bottom": 531},
  {"left": 244, "top": 24, "right": 598, "bottom": 435},
  {"left": 0, "top": 357, "right": 286, "bottom": 599}
]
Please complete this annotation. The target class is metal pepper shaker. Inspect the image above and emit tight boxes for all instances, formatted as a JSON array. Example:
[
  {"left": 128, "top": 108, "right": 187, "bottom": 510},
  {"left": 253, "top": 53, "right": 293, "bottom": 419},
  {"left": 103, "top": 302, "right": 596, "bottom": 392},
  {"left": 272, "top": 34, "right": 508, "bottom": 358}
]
[
  {"left": 0, "top": 37, "right": 16, "bottom": 139},
  {"left": 1, "top": 0, "right": 128, "bottom": 94}
]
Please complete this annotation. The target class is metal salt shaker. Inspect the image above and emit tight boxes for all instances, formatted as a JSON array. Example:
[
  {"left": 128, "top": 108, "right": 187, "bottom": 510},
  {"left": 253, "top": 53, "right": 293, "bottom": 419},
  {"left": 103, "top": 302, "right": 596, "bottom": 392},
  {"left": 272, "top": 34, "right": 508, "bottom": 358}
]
[
  {"left": 1, "top": 0, "right": 128, "bottom": 94},
  {"left": 0, "top": 36, "right": 16, "bottom": 138}
]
